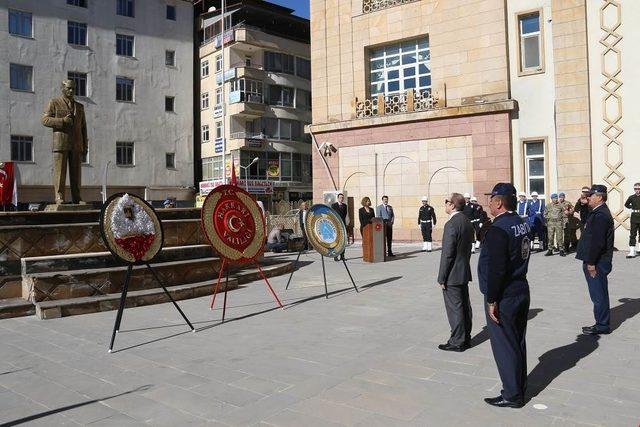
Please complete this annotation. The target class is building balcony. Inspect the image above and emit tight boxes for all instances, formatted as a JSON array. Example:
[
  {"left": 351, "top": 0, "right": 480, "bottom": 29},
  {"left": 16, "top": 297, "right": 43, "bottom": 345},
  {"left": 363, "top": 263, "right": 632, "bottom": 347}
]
[
  {"left": 362, "top": 0, "right": 420, "bottom": 14},
  {"left": 353, "top": 88, "right": 440, "bottom": 119},
  {"left": 229, "top": 132, "right": 267, "bottom": 149},
  {"left": 227, "top": 91, "right": 266, "bottom": 117}
]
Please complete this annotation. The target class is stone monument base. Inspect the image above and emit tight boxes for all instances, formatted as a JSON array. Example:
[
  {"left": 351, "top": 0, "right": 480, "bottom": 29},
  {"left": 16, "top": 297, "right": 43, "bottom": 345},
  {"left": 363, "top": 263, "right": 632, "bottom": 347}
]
[{"left": 44, "top": 202, "right": 91, "bottom": 212}]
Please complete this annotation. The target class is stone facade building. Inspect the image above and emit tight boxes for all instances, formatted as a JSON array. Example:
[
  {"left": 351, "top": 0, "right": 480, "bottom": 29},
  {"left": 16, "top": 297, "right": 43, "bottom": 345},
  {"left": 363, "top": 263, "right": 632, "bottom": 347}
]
[
  {"left": 1, "top": 0, "right": 194, "bottom": 205},
  {"left": 309, "top": 0, "right": 639, "bottom": 247}
]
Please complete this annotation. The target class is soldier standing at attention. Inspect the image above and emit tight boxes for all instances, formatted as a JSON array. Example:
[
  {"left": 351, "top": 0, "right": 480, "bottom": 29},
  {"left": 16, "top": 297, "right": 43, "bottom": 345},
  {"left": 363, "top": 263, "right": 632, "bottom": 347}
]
[
  {"left": 624, "top": 183, "right": 640, "bottom": 258},
  {"left": 479, "top": 183, "right": 531, "bottom": 408},
  {"left": 516, "top": 192, "right": 529, "bottom": 220},
  {"left": 418, "top": 196, "right": 437, "bottom": 252},
  {"left": 470, "top": 196, "right": 485, "bottom": 251},
  {"left": 527, "top": 192, "right": 545, "bottom": 251},
  {"left": 544, "top": 193, "right": 566, "bottom": 257},
  {"left": 463, "top": 193, "right": 476, "bottom": 253}
]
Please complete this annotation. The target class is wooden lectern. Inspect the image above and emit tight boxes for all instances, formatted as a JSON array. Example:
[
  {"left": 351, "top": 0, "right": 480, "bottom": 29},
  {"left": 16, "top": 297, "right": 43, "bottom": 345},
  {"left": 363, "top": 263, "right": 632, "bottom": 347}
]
[{"left": 363, "top": 217, "right": 386, "bottom": 262}]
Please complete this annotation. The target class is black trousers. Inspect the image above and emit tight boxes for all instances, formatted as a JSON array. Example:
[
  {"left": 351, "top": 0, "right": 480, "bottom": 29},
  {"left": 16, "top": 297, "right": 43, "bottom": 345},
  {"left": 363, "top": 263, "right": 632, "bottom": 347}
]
[
  {"left": 630, "top": 221, "right": 640, "bottom": 246},
  {"left": 420, "top": 223, "right": 432, "bottom": 242},
  {"left": 486, "top": 293, "right": 530, "bottom": 402},
  {"left": 384, "top": 221, "right": 393, "bottom": 254},
  {"left": 442, "top": 284, "right": 472, "bottom": 347}
]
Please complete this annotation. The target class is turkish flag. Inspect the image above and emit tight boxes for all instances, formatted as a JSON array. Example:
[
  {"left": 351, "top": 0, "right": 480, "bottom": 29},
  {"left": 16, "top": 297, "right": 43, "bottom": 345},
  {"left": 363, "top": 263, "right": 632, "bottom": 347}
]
[{"left": 0, "top": 162, "right": 16, "bottom": 205}]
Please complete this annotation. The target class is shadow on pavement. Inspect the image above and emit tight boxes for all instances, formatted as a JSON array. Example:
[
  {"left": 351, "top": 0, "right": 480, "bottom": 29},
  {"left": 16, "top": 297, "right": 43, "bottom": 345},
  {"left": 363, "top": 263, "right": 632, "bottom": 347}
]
[
  {"left": 470, "top": 308, "right": 543, "bottom": 348},
  {"left": 526, "top": 297, "right": 640, "bottom": 402},
  {"left": 1, "top": 385, "right": 151, "bottom": 426}
]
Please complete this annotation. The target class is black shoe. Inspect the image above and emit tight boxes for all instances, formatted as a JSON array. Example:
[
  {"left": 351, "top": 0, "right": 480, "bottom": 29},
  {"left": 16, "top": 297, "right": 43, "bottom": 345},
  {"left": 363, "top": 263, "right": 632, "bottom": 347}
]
[
  {"left": 438, "top": 343, "right": 465, "bottom": 352},
  {"left": 544, "top": 250, "right": 553, "bottom": 256},
  {"left": 334, "top": 256, "right": 339, "bottom": 262},
  {"left": 582, "top": 326, "right": 610, "bottom": 335},
  {"left": 484, "top": 396, "right": 524, "bottom": 408},
  {"left": 559, "top": 250, "right": 566, "bottom": 257},
  {"left": 340, "top": 255, "right": 345, "bottom": 261},
  {"left": 387, "top": 253, "right": 396, "bottom": 257}
]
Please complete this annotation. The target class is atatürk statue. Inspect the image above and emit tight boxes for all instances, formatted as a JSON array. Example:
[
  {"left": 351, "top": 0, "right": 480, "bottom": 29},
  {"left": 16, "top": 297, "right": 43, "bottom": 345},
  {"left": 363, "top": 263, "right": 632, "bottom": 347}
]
[{"left": 41, "top": 79, "right": 88, "bottom": 204}]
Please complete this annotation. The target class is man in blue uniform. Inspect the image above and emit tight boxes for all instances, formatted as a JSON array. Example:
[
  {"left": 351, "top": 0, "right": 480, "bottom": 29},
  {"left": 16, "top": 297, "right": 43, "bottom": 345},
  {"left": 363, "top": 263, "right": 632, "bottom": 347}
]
[
  {"left": 516, "top": 192, "right": 528, "bottom": 220},
  {"left": 479, "top": 183, "right": 531, "bottom": 408},
  {"left": 527, "top": 191, "right": 545, "bottom": 251},
  {"left": 576, "top": 185, "right": 614, "bottom": 335}
]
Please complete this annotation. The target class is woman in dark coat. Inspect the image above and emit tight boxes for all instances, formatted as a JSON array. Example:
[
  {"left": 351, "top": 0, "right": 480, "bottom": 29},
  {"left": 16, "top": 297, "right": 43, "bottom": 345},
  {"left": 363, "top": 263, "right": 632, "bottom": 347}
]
[{"left": 358, "top": 196, "right": 376, "bottom": 236}]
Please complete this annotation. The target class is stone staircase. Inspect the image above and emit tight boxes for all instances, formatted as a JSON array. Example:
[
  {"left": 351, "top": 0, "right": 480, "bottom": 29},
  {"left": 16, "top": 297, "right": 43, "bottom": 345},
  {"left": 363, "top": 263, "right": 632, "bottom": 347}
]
[{"left": 0, "top": 208, "right": 292, "bottom": 320}]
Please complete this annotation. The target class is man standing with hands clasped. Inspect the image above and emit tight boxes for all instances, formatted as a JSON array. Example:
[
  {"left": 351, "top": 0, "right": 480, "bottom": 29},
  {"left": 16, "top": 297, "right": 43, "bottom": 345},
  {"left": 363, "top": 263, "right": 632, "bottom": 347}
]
[
  {"left": 377, "top": 195, "right": 395, "bottom": 257},
  {"left": 577, "top": 185, "right": 614, "bottom": 335},
  {"left": 437, "top": 193, "right": 475, "bottom": 352},
  {"left": 479, "top": 183, "right": 531, "bottom": 408},
  {"left": 331, "top": 194, "right": 348, "bottom": 261}
]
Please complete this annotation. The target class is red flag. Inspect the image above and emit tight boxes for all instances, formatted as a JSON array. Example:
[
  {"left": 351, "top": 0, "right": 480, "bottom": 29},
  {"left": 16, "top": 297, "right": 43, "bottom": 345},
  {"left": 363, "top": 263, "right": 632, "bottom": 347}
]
[
  {"left": 0, "top": 162, "right": 16, "bottom": 205},
  {"left": 230, "top": 154, "right": 238, "bottom": 186}
]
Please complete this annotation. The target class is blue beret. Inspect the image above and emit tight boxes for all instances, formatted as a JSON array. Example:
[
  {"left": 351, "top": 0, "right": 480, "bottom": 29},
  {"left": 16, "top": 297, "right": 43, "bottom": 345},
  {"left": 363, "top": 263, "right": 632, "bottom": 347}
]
[
  {"left": 551, "top": 193, "right": 558, "bottom": 199},
  {"left": 559, "top": 192, "right": 565, "bottom": 197}
]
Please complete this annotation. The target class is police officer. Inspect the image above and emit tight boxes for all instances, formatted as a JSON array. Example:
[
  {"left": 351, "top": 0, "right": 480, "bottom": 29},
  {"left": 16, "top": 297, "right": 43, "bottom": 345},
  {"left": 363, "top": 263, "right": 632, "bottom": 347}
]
[
  {"left": 544, "top": 193, "right": 565, "bottom": 257},
  {"left": 516, "top": 192, "right": 529, "bottom": 220},
  {"left": 463, "top": 193, "right": 477, "bottom": 253},
  {"left": 527, "top": 191, "right": 545, "bottom": 251},
  {"left": 418, "top": 196, "right": 437, "bottom": 252},
  {"left": 470, "top": 196, "right": 485, "bottom": 251},
  {"left": 479, "top": 183, "right": 531, "bottom": 408},
  {"left": 576, "top": 185, "right": 614, "bottom": 335},
  {"left": 624, "top": 182, "right": 640, "bottom": 258}
]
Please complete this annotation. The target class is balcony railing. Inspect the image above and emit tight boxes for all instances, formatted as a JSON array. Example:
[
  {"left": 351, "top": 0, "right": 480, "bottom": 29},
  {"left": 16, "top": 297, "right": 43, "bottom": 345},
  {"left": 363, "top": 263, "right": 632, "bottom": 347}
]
[
  {"left": 229, "top": 91, "right": 263, "bottom": 104},
  {"left": 230, "top": 132, "right": 265, "bottom": 140},
  {"left": 353, "top": 88, "right": 440, "bottom": 119},
  {"left": 362, "top": 0, "right": 421, "bottom": 14}
]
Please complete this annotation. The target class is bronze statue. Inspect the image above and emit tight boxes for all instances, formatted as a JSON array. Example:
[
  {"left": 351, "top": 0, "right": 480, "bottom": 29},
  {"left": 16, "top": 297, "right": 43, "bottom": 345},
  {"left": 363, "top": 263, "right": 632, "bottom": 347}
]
[{"left": 41, "top": 79, "right": 88, "bottom": 204}]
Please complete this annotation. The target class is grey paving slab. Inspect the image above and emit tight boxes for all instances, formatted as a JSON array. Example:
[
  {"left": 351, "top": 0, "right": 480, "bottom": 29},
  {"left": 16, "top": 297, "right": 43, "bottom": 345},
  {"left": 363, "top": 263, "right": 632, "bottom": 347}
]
[{"left": 0, "top": 245, "right": 639, "bottom": 426}]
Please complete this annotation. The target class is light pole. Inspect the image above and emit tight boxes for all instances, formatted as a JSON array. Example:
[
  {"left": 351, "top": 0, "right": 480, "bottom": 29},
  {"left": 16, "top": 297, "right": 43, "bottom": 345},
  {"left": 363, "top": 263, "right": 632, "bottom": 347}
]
[
  {"left": 426, "top": 166, "right": 463, "bottom": 200},
  {"left": 211, "top": 1, "right": 227, "bottom": 184},
  {"left": 240, "top": 157, "right": 259, "bottom": 192},
  {"left": 342, "top": 171, "right": 365, "bottom": 196}
]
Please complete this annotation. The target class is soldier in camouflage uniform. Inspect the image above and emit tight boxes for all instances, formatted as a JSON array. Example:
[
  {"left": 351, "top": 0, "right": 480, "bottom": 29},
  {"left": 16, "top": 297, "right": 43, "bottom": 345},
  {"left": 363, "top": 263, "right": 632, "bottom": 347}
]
[
  {"left": 559, "top": 193, "right": 579, "bottom": 253},
  {"left": 625, "top": 182, "right": 640, "bottom": 258},
  {"left": 544, "top": 193, "right": 566, "bottom": 257}
]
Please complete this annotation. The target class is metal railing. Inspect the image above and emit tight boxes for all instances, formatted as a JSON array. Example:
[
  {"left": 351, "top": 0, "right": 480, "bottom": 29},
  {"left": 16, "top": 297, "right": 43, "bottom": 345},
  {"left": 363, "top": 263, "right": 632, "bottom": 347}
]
[
  {"left": 354, "top": 88, "right": 440, "bottom": 119},
  {"left": 362, "top": 0, "right": 421, "bottom": 14}
]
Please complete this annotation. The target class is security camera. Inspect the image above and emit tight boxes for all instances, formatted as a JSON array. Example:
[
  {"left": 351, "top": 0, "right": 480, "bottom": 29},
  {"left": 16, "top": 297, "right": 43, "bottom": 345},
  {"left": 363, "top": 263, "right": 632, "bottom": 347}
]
[{"left": 318, "top": 142, "right": 337, "bottom": 157}]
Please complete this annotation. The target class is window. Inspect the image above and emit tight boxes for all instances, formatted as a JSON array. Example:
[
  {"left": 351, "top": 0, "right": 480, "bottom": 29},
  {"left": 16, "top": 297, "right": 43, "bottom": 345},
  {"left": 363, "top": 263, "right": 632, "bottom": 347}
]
[
  {"left": 201, "top": 60, "right": 209, "bottom": 78},
  {"left": 116, "top": 34, "right": 134, "bottom": 57},
  {"left": 369, "top": 37, "right": 431, "bottom": 96},
  {"left": 9, "top": 9, "right": 32, "bottom": 37},
  {"left": 215, "top": 87, "right": 222, "bottom": 106},
  {"left": 10, "top": 64, "right": 33, "bottom": 91},
  {"left": 166, "top": 153, "right": 175, "bottom": 168},
  {"left": 296, "top": 89, "right": 311, "bottom": 110},
  {"left": 116, "top": 77, "right": 134, "bottom": 101},
  {"left": 264, "top": 51, "right": 295, "bottom": 74},
  {"left": 67, "top": 0, "right": 87, "bottom": 7},
  {"left": 202, "top": 156, "right": 223, "bottom": 180},
  {"left": 202, "top": 125, "right": 210, "bottom": 142},
  {"left": 10, "top": 135, "right": 33, "bottom": 162},
  {"left": 67, "top": 72, "right": 87, "bottom": 97},
  {"left": 201, "top": 92, "right": 209, "bottom": 109},
  {"left": 117, "top": 0, "right": 134, "bottom": 17},
  {"left": 165, "top": 96, "right": 175, "bottom": 112},
  {"left": 215, "top": 121, "right": 223, "bottom": 139},
  {"left": 166, "top": 5, "right": 176, "bottom": 20},
  {"left": 215, "top": 54, "right": 222, "bottom": 73},
  {"left": 524, "top": 140, "right": 545, "bottom": 195},
  {"left": 296, "top": 57, "right": 311, "bottom": 79},
  {"left": 67, "top": 21, "right": 87, "bottom": 46},
  {"left": 518, "top": 12, "right": 543, "bottom": 73},
  {"left": 230, "top": 79, "right": 263, "bottom": 103},
  {"left": 116, "top": 142, "right": 134, "bottom": 166},
  {"left": 165, "top": 50, "right": 175, "bottom": 66},
  {"left": 268, "top": 85, "right": 294, "bottom": 107},
  {"left": 254, "top": 118, "right": 306, "bottom": 141}
]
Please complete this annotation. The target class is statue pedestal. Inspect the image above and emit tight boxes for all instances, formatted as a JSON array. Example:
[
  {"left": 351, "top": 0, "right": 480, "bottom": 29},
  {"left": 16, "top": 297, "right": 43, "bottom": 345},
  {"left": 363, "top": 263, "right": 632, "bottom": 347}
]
[{"left": 44, "top": 203, "right": 91, "bottom": 212}]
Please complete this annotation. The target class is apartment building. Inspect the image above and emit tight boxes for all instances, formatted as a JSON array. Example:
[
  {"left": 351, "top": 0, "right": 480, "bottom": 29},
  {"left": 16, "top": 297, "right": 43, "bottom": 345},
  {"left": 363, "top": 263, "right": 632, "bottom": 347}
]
[
  {"left": 1, "top": 0, "right": 194, "bottom": 205},
  {"left": 197, "top": 0, "right": 312, "bottom": 209},
  {"left": 309, "top": 0, "right": 640, "bottom": 248}
]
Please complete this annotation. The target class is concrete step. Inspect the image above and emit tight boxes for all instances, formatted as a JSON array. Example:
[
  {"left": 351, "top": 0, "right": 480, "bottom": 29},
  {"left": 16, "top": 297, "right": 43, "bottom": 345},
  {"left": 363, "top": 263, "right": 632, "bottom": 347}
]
[
  {"left": 0, "top": 298, "right": 35, "bottom": 319},
  {"left": 34, "top": 261, "right": 293, "bottom": 319}
]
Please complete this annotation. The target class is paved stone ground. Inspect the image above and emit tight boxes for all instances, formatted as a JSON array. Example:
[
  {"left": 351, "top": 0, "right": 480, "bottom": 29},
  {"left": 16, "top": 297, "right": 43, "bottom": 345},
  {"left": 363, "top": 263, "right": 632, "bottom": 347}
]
[{"left": 1, "top": 244, "right": 639, "bottom": 426}]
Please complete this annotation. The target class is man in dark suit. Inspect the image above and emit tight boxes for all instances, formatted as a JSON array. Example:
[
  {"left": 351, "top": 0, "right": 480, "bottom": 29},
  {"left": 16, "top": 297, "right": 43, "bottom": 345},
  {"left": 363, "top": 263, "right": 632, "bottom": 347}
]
[
  {"left": 331, "top": 193, "right": 348, "bottom": 261},
  {"left": 298, "top": 201, "right": 309, "bottom": 251},
  {"left": 576, "top": 184, "right": 614, "bottom": 335},
  {"left": 437, "top": 192, "right": 475, "bottom": 352}
]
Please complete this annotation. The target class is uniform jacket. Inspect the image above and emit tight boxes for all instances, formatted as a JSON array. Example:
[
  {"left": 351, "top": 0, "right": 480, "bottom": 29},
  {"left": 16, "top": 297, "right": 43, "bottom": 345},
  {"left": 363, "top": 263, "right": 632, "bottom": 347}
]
[
  {"left": 437, "top": 212, "right": 474, "bottom": 286},
  {"left": 376, "top": 203, "right": 395, "bottom": 225},
  {"left": 625, "top": 194, "right": 640, "bottom": 223},
  {"left": 41, "top": 96, "right": 88, "bottom": 152},
  {"left": 478, "top": 212, "right": 531, "bottom": 303},
  {"left": 575, "top": 199, "right": 591, "bottom": 224},
  {"left": 527, "top": 199, "right": 544, "bottom": 219},
  {"left": 418, "top": 204, "right": 437, "bottom": 226},
  {"left": 576, "top": 204, "right": 614, "bottom": 265},
  {"left": 517, "top": 200, "right": 529, "bottom": 217},
  {"left": 331, "top": 202, "right": 348, "bottom": 225},
  {"left": 544, "top": 202, "right": 564, "bottom": 224}
]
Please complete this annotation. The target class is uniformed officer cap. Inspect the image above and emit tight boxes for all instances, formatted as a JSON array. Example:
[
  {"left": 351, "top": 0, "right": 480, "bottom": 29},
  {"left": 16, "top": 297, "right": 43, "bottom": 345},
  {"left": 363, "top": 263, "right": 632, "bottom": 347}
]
[
  {"left": 470, "top": 196, "right": 477, "bottom": 202},
  {"left": 581, "top": 186, "right": 591, "bottom": 193},
  {"left": 531, "top": 191, "right": 539, "bottom": 197},
  {"left": 517, "top": 191, "right": 526, "bottom": 197},
  {"left": 421, "top": 196, "right": 428, "bottom": 201},
  {"left": 559, "top": 192, "right": 565, "bottom": 197},
  {"left": 550, "top": 193, "right": 558, "bottom": 199},
  {"left": 486, "top": 183, "right": 517, "bottom": 197},
  {"left": 586, "top": 184, "right": 607, "bottom": 195},
  {"left": 463, "top": 192, "right": 471, "bottom": 198}
]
